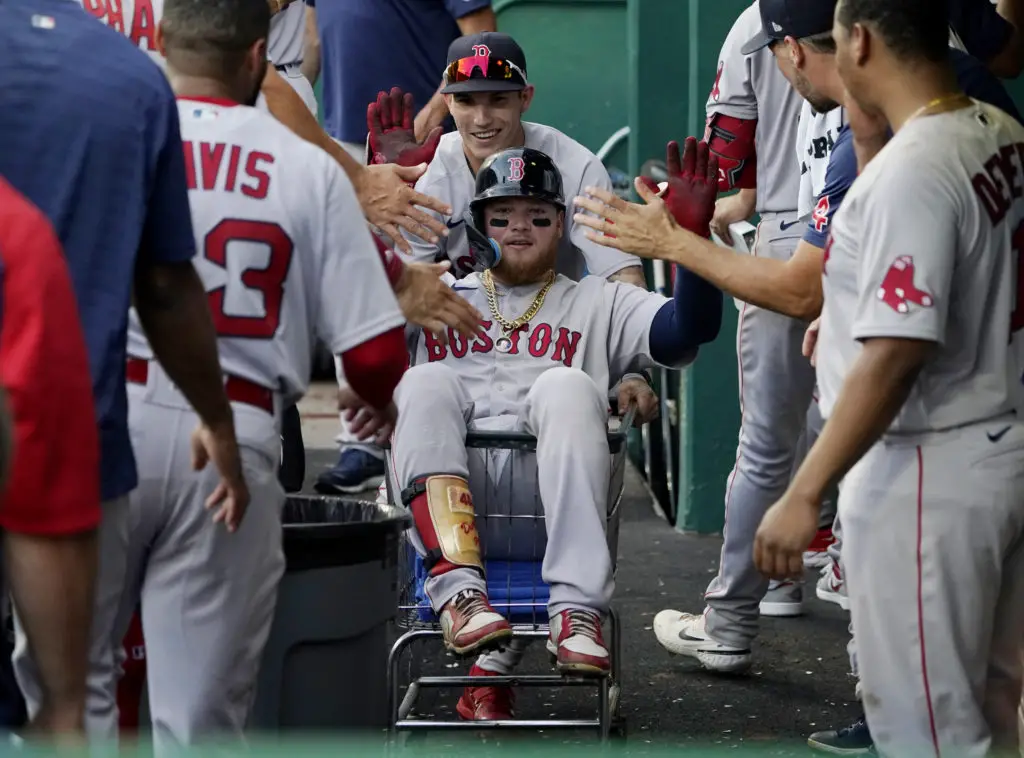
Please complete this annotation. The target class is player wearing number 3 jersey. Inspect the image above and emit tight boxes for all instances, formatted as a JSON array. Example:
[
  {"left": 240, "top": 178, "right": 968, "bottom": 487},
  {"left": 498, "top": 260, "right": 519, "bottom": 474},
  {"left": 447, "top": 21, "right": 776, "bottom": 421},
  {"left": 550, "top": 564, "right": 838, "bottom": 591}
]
[{"left": 114, "top": 0, "right": 406, "bottom": 750}]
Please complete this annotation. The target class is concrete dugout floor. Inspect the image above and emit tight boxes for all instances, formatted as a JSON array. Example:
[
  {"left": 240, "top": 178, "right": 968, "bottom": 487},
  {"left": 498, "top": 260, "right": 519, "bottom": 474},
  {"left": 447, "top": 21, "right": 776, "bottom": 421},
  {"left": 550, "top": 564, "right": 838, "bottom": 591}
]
[{"left": 297, "top": 385, "right": 860, "bottom": 753}]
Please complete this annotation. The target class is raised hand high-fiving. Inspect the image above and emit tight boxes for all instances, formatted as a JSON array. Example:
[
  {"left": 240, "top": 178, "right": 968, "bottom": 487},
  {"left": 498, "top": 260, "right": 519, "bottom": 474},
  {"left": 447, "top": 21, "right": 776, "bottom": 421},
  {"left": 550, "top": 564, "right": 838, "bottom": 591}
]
[
  {"left": 638, "top": 137, "right": 719, "bottom": 237},
  {"left": 572, "top": 137, "right": 719, "bottom": 260},
  {"left": 367, "top": 87, "right": 444, "bottom": 169}
]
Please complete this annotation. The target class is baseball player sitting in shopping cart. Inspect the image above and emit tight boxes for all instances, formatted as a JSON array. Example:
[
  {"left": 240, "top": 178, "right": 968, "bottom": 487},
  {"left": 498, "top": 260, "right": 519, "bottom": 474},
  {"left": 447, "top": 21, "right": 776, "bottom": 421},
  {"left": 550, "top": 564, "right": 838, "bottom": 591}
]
[{"left": 345, "top": 138, "right": 721, "bottom": 702}]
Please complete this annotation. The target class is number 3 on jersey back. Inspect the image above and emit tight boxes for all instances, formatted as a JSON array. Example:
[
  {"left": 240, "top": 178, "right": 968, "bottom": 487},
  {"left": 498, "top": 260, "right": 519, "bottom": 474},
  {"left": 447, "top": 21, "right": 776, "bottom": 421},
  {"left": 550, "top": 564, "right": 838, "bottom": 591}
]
[{"left": 203, "top": 218, "right": 294, "bottom": 339}]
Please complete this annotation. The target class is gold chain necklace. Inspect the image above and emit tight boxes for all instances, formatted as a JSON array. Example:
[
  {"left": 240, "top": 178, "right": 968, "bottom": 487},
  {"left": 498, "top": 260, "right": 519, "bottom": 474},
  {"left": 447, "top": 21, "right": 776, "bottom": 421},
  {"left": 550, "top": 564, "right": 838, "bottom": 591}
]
[
  {"left": 481, "top": 269, "right": 556, "bottom": 353},
  {"left": 904, "top": 93, "right": 973, "bottom": 127}
]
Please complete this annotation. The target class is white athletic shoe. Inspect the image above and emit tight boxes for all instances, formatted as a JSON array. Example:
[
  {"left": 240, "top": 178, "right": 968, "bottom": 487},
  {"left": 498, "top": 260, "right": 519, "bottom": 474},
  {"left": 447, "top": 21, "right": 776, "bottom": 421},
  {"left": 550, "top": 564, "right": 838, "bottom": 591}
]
[
  {"left": 652, "top": 610, "right": 752, "bottom": 673},
  {"left": 759, "top": 579, "right": 803, "bottom": 617},
  {"left": 815, "top": 560, "right": 850, "bottom": 611}
]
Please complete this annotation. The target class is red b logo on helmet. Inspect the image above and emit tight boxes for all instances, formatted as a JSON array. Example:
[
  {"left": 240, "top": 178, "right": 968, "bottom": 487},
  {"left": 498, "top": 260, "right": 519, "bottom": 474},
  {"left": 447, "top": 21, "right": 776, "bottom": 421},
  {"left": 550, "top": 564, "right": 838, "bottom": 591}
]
[
  {"left": 508, "top": 156, "right": 525, "bottom": 181},
  {"left": 472, "top": 44, "right": 491, "bottom": 57}
]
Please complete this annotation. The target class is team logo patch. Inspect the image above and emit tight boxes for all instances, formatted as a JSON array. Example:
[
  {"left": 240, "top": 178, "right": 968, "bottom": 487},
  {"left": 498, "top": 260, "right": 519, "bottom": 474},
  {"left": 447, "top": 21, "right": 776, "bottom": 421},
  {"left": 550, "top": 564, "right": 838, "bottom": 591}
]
[
  {"left": 812, "top": 195, "right": 830, "bottom": 233},
  {"left": 710, "top": 61, "right": 724, "bottom": 102},
  {"left": 876, "top": 255, "right": 933, "bottom": 313},
  {"left": 471, "top": 44, "right": 491, "bottom": 57},
  {"left": 507, "top": 156, "right": 525, "bottom": 181}
]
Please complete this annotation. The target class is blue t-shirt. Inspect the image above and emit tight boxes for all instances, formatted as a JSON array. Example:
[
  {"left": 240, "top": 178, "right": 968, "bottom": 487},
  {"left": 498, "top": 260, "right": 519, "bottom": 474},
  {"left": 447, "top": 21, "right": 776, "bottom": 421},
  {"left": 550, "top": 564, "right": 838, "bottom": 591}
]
[
  {"left": 0, "top": 0, "right": 196, "bottom": 501},
  {"left": 804, "top": 47, "right": 1024, "bottom": 249},
  {"left": 948, "top": 0, "right": 1014, "bottom": 63},
  {"left": 309, "top": 0, "right": 493, "bottom": 144}
]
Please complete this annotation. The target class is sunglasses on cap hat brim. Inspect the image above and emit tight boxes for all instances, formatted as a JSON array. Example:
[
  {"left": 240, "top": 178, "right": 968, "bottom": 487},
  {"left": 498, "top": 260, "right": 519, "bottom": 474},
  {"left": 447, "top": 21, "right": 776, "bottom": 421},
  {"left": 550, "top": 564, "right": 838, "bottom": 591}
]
[{"left": 441, "top": 55, "right": 528, "bottom": 93}]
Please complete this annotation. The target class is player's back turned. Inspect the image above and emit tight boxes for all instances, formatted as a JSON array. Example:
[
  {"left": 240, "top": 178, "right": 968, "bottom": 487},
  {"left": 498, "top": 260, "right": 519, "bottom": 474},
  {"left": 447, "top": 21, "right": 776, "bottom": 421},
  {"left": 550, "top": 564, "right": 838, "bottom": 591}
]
[
  {"left": 114, "top": 0, "right": 407, "bottom": 750},
  {"left": 127, "top": 0, "right": 404, "bottom": 410},
  {"left": 164, "top": 101, "right": 348, "bottom": 402}
]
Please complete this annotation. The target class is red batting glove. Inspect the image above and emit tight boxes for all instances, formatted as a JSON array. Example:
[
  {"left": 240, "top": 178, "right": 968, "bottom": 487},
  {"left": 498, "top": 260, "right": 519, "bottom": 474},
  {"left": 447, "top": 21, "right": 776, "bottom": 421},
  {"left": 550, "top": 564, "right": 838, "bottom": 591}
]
[
  {"left": 366, "top": 87, "right": 443, "bottom": 169},
  {"left": 638, "top": 137, "right": 719, "bottom": 238}
]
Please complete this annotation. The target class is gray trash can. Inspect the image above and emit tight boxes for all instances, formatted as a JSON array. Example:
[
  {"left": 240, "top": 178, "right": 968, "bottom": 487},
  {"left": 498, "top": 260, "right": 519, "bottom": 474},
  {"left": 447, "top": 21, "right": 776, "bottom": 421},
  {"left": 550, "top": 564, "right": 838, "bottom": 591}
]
[{"left": 249, "top": 495, "right": 410, "bottom": 732}]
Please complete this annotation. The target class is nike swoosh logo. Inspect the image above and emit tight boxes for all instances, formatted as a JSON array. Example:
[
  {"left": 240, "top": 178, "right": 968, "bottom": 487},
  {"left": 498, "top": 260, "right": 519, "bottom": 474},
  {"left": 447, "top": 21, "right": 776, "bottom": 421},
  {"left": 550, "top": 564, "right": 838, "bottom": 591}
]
[
  {"left": 779, "top": 220, "right": 802, "bottom": 231},
  {"left": 987, "top": 425, "right": 1012, "bottom": 443},
  {"left": 446, "top": 218, "right": 463, "bottom": 229},
  {"left": 677, "top": 633, "right": 750, "bottom": 654}
]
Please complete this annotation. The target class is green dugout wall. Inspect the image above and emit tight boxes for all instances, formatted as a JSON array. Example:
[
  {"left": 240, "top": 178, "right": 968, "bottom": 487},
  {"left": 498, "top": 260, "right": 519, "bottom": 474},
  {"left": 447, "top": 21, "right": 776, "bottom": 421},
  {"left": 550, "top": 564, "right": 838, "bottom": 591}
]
[{"left": 315, "top": 0, "right": 1024, "bottom": 535}]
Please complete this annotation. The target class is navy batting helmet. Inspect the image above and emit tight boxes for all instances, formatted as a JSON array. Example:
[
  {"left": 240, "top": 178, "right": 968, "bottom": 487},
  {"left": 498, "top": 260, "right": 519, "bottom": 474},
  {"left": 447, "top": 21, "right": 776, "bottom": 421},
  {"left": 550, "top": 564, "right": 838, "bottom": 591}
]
[{"left": 470, "top": 147, "right": 565, "bottom": 229}]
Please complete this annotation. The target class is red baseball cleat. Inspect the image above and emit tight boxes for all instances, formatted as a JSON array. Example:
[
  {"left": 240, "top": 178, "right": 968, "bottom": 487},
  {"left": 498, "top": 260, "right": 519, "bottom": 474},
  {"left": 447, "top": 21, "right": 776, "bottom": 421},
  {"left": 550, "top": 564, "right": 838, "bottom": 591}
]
[
  {"left": 439, "top": 590, "right": 512, "bottom": 656},
  {"left": 456, "top": 664, "right": 515, "bottom": 721},
  {"left": 547, "top": 609, "right": 610, "bottom": 676}
]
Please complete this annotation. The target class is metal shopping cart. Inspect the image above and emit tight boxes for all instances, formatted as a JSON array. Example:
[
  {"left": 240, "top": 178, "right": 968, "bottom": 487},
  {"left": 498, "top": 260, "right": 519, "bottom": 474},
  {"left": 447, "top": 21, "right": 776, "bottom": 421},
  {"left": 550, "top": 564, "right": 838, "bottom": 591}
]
[{"left": 383, "top": 405, "right": 635, "bottom": 742}]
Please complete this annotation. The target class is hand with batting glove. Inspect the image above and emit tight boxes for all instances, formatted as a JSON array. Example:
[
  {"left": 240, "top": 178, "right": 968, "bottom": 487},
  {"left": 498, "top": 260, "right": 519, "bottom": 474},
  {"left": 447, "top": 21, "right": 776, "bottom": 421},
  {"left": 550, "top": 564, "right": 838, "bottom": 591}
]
[
  {"left": 367, "top": 87, "right": 444, "bottom": 169},
  {"left": 571, "top": 137, "right": 719, "bottom": 260},
  {"left": 639, "top": 137, "right": 719, "bottom": 237}
]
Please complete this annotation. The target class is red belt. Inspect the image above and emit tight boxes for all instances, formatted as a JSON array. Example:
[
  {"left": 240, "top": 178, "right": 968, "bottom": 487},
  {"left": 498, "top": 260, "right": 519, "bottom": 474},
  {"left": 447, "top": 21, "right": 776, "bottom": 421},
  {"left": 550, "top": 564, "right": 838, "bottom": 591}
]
[{"left": 126, "top": 358, "right": 275, "bottom": 415}]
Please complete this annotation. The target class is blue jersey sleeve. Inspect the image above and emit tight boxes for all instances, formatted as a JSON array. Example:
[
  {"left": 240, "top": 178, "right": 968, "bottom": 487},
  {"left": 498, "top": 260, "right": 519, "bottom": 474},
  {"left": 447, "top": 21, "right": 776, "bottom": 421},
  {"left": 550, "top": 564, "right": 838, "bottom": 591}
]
[
  {"left": 648, "top": 266, "right": 723, "bottom": 366},
  {"left": 803, "top": 125, "right": 857, "bottom": 249},
  {"left": 948, "top": 0, "right": 1013, "bottom": 63},
  {"left": 139, "top": 82, "right": 196, "bottom": 265},
  {"left": 443, "top": 0, "right": 492, "bottom": 19}
]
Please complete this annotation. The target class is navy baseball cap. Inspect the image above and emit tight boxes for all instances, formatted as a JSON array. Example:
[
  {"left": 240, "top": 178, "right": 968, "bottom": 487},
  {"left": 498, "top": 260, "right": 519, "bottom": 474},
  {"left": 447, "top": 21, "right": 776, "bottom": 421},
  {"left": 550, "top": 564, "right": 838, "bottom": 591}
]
[
  {"left": 741, "top": 0, "right": 840, "bottom": 55},
  {"left": 441, "top": 32, "right": 529, "bottom": 94}
]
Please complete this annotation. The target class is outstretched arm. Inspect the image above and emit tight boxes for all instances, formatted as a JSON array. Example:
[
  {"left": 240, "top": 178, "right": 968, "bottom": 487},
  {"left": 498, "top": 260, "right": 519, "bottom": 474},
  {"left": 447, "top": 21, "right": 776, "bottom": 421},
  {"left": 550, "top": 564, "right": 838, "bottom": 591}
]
[
  {"left": 260, "top": 67, "right": 452, "bottom": 252},
  {"left": 648, "top": 265, "right": 723, "bottom": 366}
]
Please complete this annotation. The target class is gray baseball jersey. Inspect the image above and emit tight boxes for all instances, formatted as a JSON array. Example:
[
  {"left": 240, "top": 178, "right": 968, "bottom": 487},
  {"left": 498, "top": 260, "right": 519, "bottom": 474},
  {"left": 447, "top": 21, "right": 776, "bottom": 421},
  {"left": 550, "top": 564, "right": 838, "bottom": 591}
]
[
  {"left": 818, "top": 101, "right": 1024, "bottom": 427},
  {"left": 796, "top": 103, "right": 847, "bottom": 219},
  {"left": 126, "top": 99, "right": 405, "bottom": 408},
  {"left": 268, "top": 1, "right": 305, "bottom": 67},
  {"left": 706, "top": 0, "right": 802, "bottom": 215},
  {"left": 402, "top": 123, "right": 641, "bottom": 281},
  {"left": 817, "top": 100, "right": 1024, "bottom": 757},
  {"left": 407, "top": 273, "right": 691, "bottom": 416}
]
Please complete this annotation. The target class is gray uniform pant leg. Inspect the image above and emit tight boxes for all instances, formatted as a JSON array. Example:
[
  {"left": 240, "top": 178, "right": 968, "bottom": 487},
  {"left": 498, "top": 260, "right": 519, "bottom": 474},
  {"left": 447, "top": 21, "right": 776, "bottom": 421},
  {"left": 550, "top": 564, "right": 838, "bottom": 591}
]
[
  {"left": 843, "top": 427, "right": 1024, "bottom": 756},
  {"left": 704, "top": 222, "right": 816, "bottom": 649},
  {"left": 394, "top": 364, "right": 613, "bottom": 617},
  {"left": 123, "top": 390, "right": 285, "bottom": 755}
]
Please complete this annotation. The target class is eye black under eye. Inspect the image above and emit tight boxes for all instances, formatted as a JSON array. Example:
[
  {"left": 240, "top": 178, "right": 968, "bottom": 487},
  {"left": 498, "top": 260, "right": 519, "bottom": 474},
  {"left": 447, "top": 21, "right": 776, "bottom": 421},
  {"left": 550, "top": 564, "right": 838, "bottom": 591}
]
[
  {"left": 532, "top": 218, "right": 552, "bottom": 227},
  {"left": 488, "top": 219, "right": 509, "bottom": 227}
]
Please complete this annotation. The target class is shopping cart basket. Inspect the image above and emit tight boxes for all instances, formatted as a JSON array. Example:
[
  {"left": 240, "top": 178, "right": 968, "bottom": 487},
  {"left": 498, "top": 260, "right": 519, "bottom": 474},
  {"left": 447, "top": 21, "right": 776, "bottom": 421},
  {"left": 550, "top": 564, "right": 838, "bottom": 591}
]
[{"left": 384, "top": 405, "right": 635, "bottom": 741}]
